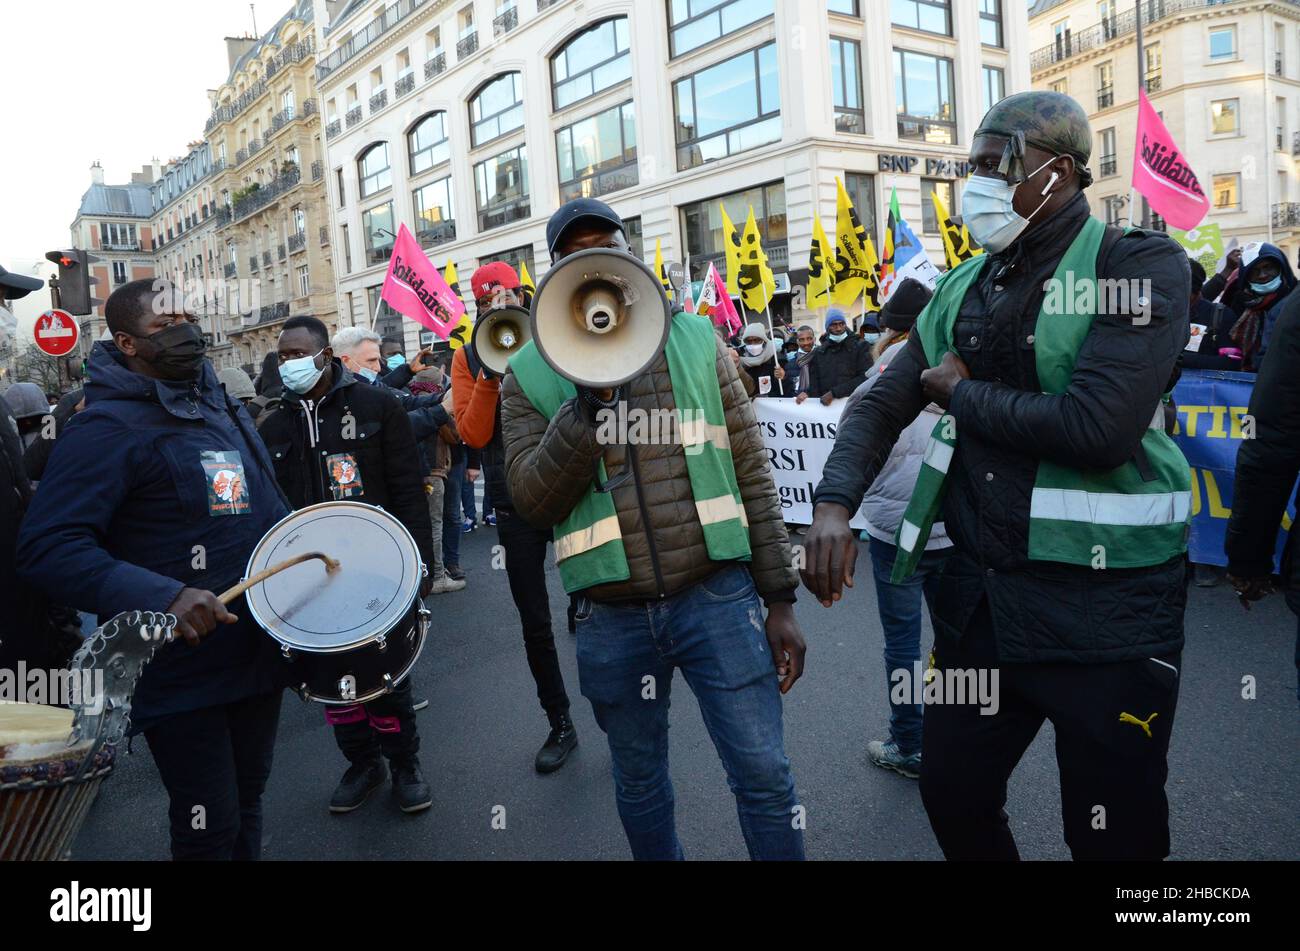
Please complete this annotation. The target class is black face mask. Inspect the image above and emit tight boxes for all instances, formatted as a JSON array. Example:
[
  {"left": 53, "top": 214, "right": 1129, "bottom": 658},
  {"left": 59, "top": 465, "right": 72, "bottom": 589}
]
[{"left": 137, "top": 321, "right": 207, "bottom": 380}]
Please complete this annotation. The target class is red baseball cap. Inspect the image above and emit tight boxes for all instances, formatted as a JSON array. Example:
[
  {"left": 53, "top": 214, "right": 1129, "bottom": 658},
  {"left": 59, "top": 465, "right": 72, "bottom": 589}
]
[{"left": 471, "top": 262, "right": 522, "bottom": 300}]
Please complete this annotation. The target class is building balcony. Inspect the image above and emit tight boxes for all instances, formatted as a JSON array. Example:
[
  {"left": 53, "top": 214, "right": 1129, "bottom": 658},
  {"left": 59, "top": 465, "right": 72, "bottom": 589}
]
[
  {"left": 395, "top": 73, "right": 415, "bottom": 98},
  {"left": 311, "top": 159, "right": 324, "bottom": 181},
  {"left": 231, "top": 167, "right": 302, "bottom": 222},
  {"left": 370, "top": 89, "right": 388, "bottom": 113},
  {"left": 326, "top": 119, "right": 342, "bottom": 139},
  {"left": 263, "top": 250, "right": 272, "bottom": 267},
  {"left": 493, "top": 6, "right": 519, "bottom": 37},
  {"left": 316, "top": 0, "right": 433, "bottom": 83},
  {"left": 1030, "top": 0, "right": 1228, "bottom": 73},
  {"left": 1293, "top": 131, "right": 1300, "bottom": 156},
  {"left": 205, "top": 79, "right": 267, "bottom": 132},
  {"left": 1097, "top": 86, "right": 1114, "bottom": 110},
  {"left": 271, "top": 107, "right": 295, "bottom": 133},
  {"left": 102, "top": 241, "right": 141, "bottom": 252},
  {"left": 1099, "top": 154, "right": 1117, "bottom": 177},
  {"left": 278, "top": 243, "right": 287, "bottom": 261},
  {"left": 319, "top": 225, "right": 330, "bottom": 246},
  {"left": 235, "top": 301, "right": 291, "bottom": 331},
  {"left": 425, "top": 53, "right": 446, "bottom": 79},
  {"left": 236, "top": 147, "right": 249, "bottom": 164},
  {"left": 288, "top": 231, "right": 307, "bottom": 254},
  {"left": 265, "top": 38, "right": 315, "bottom": 79},
  {"left": 214, "top": 207, "right": 232, "bottom": 227},
  {"left": 457, "top": 32, "right": 479, "bottom": 61},
  {"left": 249, "top": 255, "right": 259, "bottom": 272},
  {"left": 1145, "top": 74, "right": 1162, "bottom": 93},
  {"left": 248, "top": 138, "right": 263, "bottom": 156},
  {"left": 223, "top": 262, "right": 237, "bottom": 278},
  {"left": 1274, "top": 202, "right": 1300, "bottom": 229},
  {"left": 537, "top": 0, "right": 561, "bottom": 9},
  {"left": 345, "top": 106, "right": 362, "bottom": 128},
  {"left": 1276, "top": 52, "right": 1284, "bottom": 76}
]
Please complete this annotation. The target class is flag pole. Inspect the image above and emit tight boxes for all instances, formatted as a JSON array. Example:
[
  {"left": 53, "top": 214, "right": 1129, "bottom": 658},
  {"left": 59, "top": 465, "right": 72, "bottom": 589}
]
[
  {"left": 762, "top": 296, "right": 784, "bottom": 396},
  {"left": 370, "top": 291, "right": 383, "bottom": 332},
  {"left": 1129, "top": 0, "right": 1145, "bottom": 228}
]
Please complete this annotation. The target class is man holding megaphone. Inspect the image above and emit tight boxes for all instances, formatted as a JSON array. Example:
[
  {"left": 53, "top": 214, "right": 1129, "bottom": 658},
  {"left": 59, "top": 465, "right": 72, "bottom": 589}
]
[{"left": 500, "top": 198, "right": 806, "bottom": 861}]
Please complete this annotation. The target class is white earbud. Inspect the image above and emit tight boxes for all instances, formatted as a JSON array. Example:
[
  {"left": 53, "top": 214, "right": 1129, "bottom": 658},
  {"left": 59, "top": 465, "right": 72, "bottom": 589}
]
[{"left": 1041, "top": 171, "right": 1060, "bottom": 197}]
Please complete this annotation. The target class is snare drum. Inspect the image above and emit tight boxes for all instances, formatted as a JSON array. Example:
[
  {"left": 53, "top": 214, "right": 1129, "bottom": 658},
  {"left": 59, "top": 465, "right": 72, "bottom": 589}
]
[
  {"left": 243, "top": 501, "right": 429, "bottom": 704},
  {"left": 0, "top": 703, "right": 114, "bottom": 861}
]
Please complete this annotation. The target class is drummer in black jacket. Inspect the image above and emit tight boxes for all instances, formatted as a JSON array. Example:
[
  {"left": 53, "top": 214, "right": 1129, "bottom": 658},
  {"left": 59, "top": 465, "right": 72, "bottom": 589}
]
[{"left": 258, "top": 316, "right": 435, "bottom": 815}]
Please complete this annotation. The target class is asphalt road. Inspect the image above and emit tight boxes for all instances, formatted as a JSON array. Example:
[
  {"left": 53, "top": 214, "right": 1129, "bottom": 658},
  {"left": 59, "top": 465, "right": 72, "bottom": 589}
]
[{"left": 74, "top": 523, "right": 1299, "bottom": 861}]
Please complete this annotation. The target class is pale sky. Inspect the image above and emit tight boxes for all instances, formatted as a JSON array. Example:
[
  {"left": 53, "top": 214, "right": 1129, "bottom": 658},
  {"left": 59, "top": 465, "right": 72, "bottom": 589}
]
[{"left": 1, "top": 0, "right": 288, "bottom": 332}]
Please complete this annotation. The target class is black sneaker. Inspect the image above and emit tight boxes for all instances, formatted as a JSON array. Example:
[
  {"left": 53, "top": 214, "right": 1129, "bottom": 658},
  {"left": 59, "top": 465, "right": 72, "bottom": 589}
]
[
  {"left": 535, "top": 713, "right": 578, "bottom": 774},
  {"left": 391, "top": 758, "right": 433, "bottom": 813},
  {"left": 446, "top": 564, "right": 466, "bottom": 581},
  {"left": 329, "top": 759, "right": 387, "bottom": 814}
]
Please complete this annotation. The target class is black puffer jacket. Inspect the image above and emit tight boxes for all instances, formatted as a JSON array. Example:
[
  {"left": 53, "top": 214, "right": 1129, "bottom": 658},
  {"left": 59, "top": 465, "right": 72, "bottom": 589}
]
[
  {"left": 1226, "top": 287, "right": 1300, "bottom": 613},
  {"left": 257, "top": 361, "right": 434, "bottom": 568},
  {"left": 815, "top": 192, "right": 1192, "bottom": 664},
  {"left": 805, "top": 334, "right": 872, "bottom": 398},
  {"left": 501, "top": 333, "right": 797, "bottom": 605}
]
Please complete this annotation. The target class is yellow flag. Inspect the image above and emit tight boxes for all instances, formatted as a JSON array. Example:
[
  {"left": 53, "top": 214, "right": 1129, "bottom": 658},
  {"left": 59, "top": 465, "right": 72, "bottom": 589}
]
[
  {"left": 443, "top": 259, "right": 472, "bottom": 350},
  {"left": 930, "top": 190, "right": 982, "bottom": 269},
  {"left": 737, "top": 207, "right": 777, "bottom": 314},
  {"left": 719, "top": 203, "right": 742, "bottom": 296},
  {"left": 519, "top": 259, "right": 536, "bottom": 294},
  {"left": 653, "top": 238, "right": 672, "bottom": 299},
  {"left": 831, "top": 177, "right": 876, "bottom": 309},
  {"left": 808, "top": 216, "right": 836, "bottom": 310}
]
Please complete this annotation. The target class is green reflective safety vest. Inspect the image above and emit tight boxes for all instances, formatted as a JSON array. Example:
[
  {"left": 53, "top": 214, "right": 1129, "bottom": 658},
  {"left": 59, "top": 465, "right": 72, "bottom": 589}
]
[
  {"left": 511, "top": 311, "right": 751, "bottom": 594},
  {"left": 892, "top": 216, "right": 1191, "bottom": 583}
]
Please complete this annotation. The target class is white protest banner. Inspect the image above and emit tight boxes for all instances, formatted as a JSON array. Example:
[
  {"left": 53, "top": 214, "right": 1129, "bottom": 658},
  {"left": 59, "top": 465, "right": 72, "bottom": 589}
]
[{"left": 752, "top": 397, "right": 868, "bottom": 531}]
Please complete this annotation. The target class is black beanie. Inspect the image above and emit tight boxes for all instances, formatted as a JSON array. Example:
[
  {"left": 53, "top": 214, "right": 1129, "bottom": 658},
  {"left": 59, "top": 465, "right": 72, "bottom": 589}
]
[{"left": 880, "top": 278, "right": 934, "bottom": 332}]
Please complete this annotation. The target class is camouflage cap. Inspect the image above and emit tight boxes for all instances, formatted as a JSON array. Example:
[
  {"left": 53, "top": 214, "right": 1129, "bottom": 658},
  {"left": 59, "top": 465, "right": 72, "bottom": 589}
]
[{"left": 974, "top": 91, "right": 1094, "bottom": 186}]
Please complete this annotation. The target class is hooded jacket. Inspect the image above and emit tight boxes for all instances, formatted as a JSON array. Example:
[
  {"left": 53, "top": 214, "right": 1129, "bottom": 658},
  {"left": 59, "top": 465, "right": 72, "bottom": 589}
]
[
  {"left": 1225, "top": 244, "right": 1297, "bottom": 370},
  {"left": 16, "top": 343, "right": 291, "bottom": 726},
  {"left": 257, "top": 360, "right": 434, "bottom": 569}
]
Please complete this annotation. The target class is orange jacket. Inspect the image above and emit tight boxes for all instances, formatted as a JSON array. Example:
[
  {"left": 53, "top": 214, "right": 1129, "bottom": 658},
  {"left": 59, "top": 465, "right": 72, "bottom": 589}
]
[{"left": 451, "top": 346, "right": 501, "bottom": 450}]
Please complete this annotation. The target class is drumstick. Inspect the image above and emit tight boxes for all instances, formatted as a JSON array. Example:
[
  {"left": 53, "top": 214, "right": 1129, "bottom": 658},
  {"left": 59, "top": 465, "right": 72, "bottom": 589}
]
[{"left": 218, "top": 552, "right": 341, "bottom": 605}]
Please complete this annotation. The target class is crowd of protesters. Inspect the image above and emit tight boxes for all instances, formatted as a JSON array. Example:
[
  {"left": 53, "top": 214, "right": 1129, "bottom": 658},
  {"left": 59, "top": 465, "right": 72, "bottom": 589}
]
[{"left": 1, "top": 91, "right": 1298, "bottom": 862}]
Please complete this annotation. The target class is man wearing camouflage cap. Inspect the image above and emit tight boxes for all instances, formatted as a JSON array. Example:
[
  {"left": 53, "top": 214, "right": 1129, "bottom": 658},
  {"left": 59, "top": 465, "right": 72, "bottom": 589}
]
[{"left": 805, "top": 91, "right": 1192, "bottom": 860}]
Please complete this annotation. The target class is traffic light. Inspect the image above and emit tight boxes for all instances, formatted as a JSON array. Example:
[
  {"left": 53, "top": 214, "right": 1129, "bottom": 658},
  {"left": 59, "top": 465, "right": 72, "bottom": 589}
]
[{"left": 44, "top": 248, "right": 102, "bottom": 315}]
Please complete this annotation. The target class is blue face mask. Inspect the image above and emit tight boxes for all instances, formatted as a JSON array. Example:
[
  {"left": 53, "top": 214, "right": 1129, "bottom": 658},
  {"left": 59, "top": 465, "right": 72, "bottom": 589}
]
[
  {"left": 386, "top": 354, "right": 405, "bottom": 370},
  {"left": 357, "top": 366, "right": 379, "bottom": 383},
  {"left": 280, "top": 349, "right": 325, "bottom": 395},
  {"left": 961, "top": 157, "right": 1059, "bottom": 254},
  {"left": 863, "top": 333, "right": 881, "bottom": 345},
  {"left": 828, "top": 331, "right": 848, "bottom": 343},
  {"left": 1250, "top": 276, "right": 1282, "bottom": 295}
]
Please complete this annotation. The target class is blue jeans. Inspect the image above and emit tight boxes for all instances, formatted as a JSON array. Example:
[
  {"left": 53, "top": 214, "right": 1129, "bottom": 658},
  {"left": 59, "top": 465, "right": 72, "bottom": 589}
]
[
  {"left": 442, "top": 460, "right": 463, "bottom": 569},
  {"left": 868, "top": 536, "right": 950, "bottom": 757},
  {"left": 574, "top": 566, "right": 804, "bottom": 861},
  {"left": 461, "top": 470, "right": 477, "bottom": 522}
]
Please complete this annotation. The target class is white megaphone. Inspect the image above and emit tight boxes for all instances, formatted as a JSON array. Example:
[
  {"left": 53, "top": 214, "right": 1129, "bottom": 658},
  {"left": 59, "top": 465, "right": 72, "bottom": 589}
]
[
  {"left": 470, "top": 305, "right": 531, "bottom": 377},
  {"left": 529, "top": 248, "right": 672, "bottom": 389}
]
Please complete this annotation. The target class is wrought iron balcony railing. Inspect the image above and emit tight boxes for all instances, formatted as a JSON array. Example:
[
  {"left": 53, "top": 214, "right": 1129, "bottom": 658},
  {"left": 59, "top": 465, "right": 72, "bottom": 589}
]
[
  {"left": 494, "top": 6, "right": 519, "bottom": 37},
  {"left": 457, "top": 32, "right": 479, "bottom": 60},
  {"left": 425, "top": 53, "right": 446, "bottom": 79},
  {"left": 370, "top": 89, "right": 388, "bottom": 113},
  {"left": 345, "top": 106, "right": 362, "bottom": 128},
  {"left": 288, "top": 231, "right": 306, "bottom": 254},
  {"left": 396, "top": 73, "right": 415, "bottom": 97}
]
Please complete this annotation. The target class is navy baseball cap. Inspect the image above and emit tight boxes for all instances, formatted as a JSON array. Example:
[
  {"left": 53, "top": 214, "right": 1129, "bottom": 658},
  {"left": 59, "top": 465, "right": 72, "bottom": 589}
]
[{"left": 546, "top": 198, "right": 625, "bottom": 262}]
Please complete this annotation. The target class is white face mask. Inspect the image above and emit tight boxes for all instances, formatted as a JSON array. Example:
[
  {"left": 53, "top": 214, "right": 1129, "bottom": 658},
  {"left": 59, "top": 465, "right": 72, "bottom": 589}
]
[
  {"left": 745, "top": 343, "right": 765, "bottom": 356},
  {"left": 961, "top": 157, "right": 1061, "bottom": 254}
]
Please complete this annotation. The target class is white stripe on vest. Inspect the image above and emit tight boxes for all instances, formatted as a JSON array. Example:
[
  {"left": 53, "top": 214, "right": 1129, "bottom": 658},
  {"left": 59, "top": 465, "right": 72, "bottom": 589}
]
[
  {"left": 696, "top": 494, "right": 749, "bottom": 528},
  {"left": 1030, "top": 488, "right": 1191, "bottom": 527},
  {"left": 678, "top": 416, "right": 731, "bottom": 452},
  {"left": 554, "top": 515, "right": 623, "bottom": 562},
  {"left": 922, "top": 438, "right": 954, "bottom": 474}
]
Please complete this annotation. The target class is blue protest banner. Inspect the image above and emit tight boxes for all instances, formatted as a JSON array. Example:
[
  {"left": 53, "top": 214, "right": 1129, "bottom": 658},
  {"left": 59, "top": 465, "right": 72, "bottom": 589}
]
[{"left": 1172, "top": 369, "right": 1294, "bottom": 568}]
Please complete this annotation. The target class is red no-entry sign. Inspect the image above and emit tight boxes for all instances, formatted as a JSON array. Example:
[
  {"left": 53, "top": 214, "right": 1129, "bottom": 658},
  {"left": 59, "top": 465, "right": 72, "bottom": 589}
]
[{"left": 34, "top": 309, "right": 79, "bottom": 357}]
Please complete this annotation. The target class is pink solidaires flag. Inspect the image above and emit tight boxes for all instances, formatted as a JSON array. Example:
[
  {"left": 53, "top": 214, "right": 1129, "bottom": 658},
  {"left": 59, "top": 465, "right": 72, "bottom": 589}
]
[
  {"left": 696, "top": 262, "right": 742, "bottom": 336},
  {"left": 1132, "top": 89, "right": 1210, "bottom": 230},
  {"left": 379, "top": 223, "right": 466, "bottom": 338}
]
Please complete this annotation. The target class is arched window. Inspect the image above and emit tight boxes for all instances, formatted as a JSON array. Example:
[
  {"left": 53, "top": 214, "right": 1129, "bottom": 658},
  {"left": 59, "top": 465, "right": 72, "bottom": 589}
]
[
  {"left": 358, "top": 142, "right": 391, "bottom": 198},
  {"left": 469, "top": 72, "right": 524, "bottom": 147},
  {"left": 551, "top": 18, "right": 631, "bottom": 111},
  {"left": 408, "top": 112, "right": 450, "bottom": 175}
]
